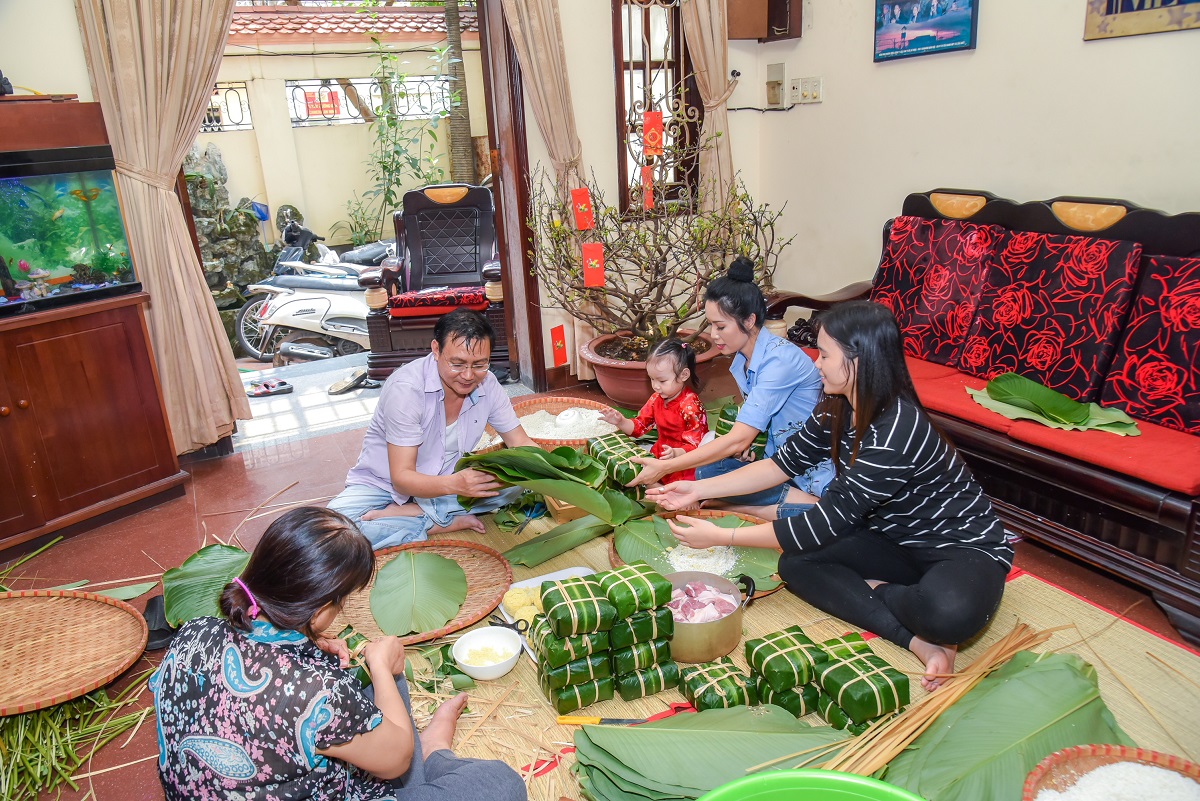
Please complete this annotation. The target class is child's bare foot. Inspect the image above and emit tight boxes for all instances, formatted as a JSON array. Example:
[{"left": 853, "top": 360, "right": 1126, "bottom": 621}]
[
  {"left": 909, "top": 636, "right": 957, "bottom": 692},
  {"left": 429, "top": 514, "right": 485, "bottom": 535},
  {"left": 362, "top": 503, "right": 422, "bottom": 521},
  {"left": 421, "top": 692, "right": 469, "bottom": 754}
]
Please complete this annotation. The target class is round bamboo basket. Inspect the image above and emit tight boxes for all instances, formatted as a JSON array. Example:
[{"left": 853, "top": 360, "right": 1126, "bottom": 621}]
[
  {"left": 0, "top": 590, "right": 149, "bottom": 716},
  {"left": 1022, "top": 745, "right": 1200, "bottom": 800},
  {"left": 334, "top": 539, "right": 512, "bottom": 645},
  {"left": 509, "top": 396, "right": 619, "bottom": 449},
  {"left": 608, "top": 509, "right": 783, "bottom": 599}
]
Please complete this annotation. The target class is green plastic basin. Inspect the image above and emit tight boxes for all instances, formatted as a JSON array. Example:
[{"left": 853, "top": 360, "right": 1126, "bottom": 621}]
[{"left": 697, "top": 769, "right": 925, "bottom": 800}]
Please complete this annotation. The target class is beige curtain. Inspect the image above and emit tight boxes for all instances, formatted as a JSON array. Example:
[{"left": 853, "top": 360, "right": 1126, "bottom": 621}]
[
  {"left": 499, "top": 0, "right": 596, "bottom": 379},
  {"left": 681, "top": 0, "right": 738, "bottom": 212},
  {"left": 74, "top": 0, "right": 250, "bottom": 453}
]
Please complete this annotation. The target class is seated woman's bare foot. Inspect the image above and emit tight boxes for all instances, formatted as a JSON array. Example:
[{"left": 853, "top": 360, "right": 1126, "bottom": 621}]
[
  {"left": 865, "top": 579, "right": 888, "bottom": 590},
  {"left": 362, "top": 503, "right": 422, "bottom": 521},
  {"left": 421, "top": 692, "right": 469, "bottom": 754},
  {"left": 429, "top": 514, "right": 485, "bottom": 535},
  {"left": 909, "top": 636, "right": 957, "bottom": 692}
]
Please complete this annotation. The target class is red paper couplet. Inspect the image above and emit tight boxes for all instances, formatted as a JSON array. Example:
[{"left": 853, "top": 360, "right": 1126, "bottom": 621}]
[
  {"left": 571, "top": 187, "right": 595, "bottom": 230},
  {"left": 582, "top": 242, "right": 605, "bottom": 287},
  {"left": 551, "top": 324, "right": 568, "bottom": 367},
  {"left": 642, "top": 166, "right": 655, "bottom": 211},
  {"left": 643, "top": 111, "right": 663, "bottom": 156}
]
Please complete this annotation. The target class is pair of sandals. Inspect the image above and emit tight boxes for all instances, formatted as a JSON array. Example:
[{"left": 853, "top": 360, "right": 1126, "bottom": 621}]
[
  {"left": 328, "top": 368, "right": 381, "bottom": 395},
  {"left": 247, "top": 378, "right": 294, "bottom": 397}
]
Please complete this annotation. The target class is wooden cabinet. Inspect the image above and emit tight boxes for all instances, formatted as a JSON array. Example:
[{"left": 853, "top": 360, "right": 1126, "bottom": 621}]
[{"left": 0, "top": 293, "right": 187, "bottom": 550}]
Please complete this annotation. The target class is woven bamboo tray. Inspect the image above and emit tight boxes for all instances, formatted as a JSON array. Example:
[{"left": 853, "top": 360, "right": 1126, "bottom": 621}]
[
  {"left": 1022, "top": 745, "right": 1200, "bottom": 800},
  {"left": 510, "top": 396, "right": 619, "bottom": 449},
  {"left": 0, "top": 590, "right": 149, "bottom": 716},
  {"left": 608, "top": 509, "right": 783, "bottom": 599},
  {"left": 334, "top": 539, "right": 512, "bottom": 644}
]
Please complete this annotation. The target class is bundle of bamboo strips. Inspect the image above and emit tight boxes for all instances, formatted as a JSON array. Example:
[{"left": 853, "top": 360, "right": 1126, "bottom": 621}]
[{"left": 820, "top": 621, "right": 1058, "bottom": 775}]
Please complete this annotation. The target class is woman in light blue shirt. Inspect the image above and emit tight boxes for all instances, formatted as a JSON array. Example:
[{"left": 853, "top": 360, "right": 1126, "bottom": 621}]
[{"left": 630, "top": 257, "right": 832, "bottom": 519}]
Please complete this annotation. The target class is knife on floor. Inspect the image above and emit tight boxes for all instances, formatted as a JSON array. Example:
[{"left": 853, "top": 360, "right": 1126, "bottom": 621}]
[{"left": 556, "top": 715, "right": 645, "bottom": 726}]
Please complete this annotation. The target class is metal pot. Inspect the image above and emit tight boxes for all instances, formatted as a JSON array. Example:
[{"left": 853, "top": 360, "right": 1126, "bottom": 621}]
[{"left": 666, "top": 571, "right": 755, "bottom": 664}]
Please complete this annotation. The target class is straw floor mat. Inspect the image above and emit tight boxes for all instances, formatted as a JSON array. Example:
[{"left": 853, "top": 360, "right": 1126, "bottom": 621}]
[{"left": 425, "top": 516, "right": 1200, "bottom": 801}]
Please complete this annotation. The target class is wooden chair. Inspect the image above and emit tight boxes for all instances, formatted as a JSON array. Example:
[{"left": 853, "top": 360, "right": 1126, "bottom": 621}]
[{"left": 357, "top": 184, "right": 512, "bottom": 380}]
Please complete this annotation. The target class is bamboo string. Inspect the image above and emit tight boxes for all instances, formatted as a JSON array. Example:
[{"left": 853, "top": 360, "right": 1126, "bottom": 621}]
[
  {"left": 456, "top": 683, "right": 519, "bottom": 748},
  {"left": 246, "top": 495, "right": 335, "bottom": 521},
  {"left": 141, "top": 550, "right": 168, "bottom": 573},
  {"left": 746, "top": 737, "right": 854, "bottom": 773},
  {"left": 1073, "top": 632, "right": 1195, "bottom": 761},
  {"left": 228, "top": 481, "right": 299, "bottom": 548},
  {"left": 119, "top": 707, "right": 152, "bottom": 749},
  {"left": 200, "top": 494, "right": 336, "bottom": 518},
  {"left": 1147, "top": 651, "right": 1200, "bottom": 693},
  {"left": 71, "top": 753, "right": 158, "bottom": 779}
]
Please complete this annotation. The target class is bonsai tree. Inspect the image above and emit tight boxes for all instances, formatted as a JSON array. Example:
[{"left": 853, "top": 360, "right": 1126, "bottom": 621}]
[{"left": 527, "top": 137, "right": 792, "bottom": 362}]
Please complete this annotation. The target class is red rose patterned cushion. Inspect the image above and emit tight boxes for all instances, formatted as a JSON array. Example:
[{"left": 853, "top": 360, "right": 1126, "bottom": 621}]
[
  {"left": 870, "top": 216, "right": 1005, "bottom": 364},
  {"left": 387, "top": 285, "right": 489, "bottom": 318},
  {"left": 1100, "top": 255, "right": 1200, "bottom": 434},
  {"left": 952, "top": 231, "right": 1142, "bottom": 403}
]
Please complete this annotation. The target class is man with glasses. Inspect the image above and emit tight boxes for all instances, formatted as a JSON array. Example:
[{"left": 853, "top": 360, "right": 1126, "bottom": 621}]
[{"left": 329, "top": 309, "right": 534, "bottom": 548}]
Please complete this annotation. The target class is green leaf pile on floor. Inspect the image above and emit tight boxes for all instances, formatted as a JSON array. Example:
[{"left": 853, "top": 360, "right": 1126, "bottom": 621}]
[
  {"left": 967, "top": 372, "right": 1139, "bottom": 435},
  {"left": 613, "top": 515, "right": 782, "bottom": 591},
  {"left": 162, "top": 544, "right": 250, "bottom": 626},
  {"left": 371, "top": 551, "right": 468, "bottom": 636},
  {"left": 457, "top": 446, "right": 644, "bottom": 524},
  {"left": 572, "top": 705, "right": 848, "bottom": 800},
  {"left": 878, "top": 650, "right": 1134, "bottom": 801}
]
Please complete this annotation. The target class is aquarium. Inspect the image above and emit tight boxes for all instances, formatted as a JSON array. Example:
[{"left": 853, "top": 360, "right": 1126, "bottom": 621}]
[{"left": 0, "top": 146, "right": 139, "bottom": 318}]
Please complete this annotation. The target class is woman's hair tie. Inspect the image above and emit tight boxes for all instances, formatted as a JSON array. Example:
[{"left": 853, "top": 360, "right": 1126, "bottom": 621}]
[
  {"left": 233, "top": 577, "right": 259, "bottom": 619},
  {"left": 679, "top": 341, "right": 689, "bottom": 350}
]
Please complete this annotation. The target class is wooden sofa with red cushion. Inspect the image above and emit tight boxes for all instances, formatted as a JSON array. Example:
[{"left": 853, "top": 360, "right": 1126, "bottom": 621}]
[{"left": 768, "top": 189, "right": 1200, "bottom": 646}]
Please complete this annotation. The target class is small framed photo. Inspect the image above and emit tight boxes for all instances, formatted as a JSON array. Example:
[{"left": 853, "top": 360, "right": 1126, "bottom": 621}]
[{"left": 874, "top": 0, "right": 979, "bottom": 62}]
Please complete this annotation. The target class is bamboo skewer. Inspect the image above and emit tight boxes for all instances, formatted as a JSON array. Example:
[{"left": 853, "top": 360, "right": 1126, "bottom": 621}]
[
  {"left": 456, "top": 683, "right": 519, "bottom": 749},
  {"left": 71, "top": 753, "right": 158, "bottom": 780}
]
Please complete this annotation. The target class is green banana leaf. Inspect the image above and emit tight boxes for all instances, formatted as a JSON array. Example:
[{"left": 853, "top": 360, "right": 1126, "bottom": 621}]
[
  {"left": 613, "top": 516, "right": 782, "bottom": 591},
  {"left": 97, "top": 581, "right": 159, "bottom": 601},
  {"left": 162, "top": 544, "right": 251, "bottom": 627},
  {"left": 370, "top": 551, "right": 468, "bottom": 636},
  {"left": 879, "top": 651, "right": 1133, "bottom": 801},
  {"left": 970, "top": 372, "right": 1140, "bottom": 435},
  {"left": 573, "top": 706, "right": 848, "bottom": 799},
  {"left": 457, "top": 446, "right": 607, "bottom": 489},
  {"left": 502, "top": 514, "right": 618, "bottom": 568}
]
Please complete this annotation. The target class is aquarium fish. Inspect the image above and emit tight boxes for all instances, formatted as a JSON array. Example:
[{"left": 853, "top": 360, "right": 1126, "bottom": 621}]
[
  {"left": 70, "top": 188, "right": 102, "bottom": 202},
  {"left": 52, "top": 208, "right": 65, "bottom": 221},
  {"left": 18, "top": 260, "right": 30, "bottom": 273}
]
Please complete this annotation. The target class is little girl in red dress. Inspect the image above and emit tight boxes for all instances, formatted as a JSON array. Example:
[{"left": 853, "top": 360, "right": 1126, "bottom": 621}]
[{"left": 601, "top": 339, "right": 708, "bottom": 484}]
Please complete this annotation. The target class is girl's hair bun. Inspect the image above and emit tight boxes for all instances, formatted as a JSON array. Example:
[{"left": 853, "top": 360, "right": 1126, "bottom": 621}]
[{"left": 727, "top": 256, "right": 755, "bottom": 283}]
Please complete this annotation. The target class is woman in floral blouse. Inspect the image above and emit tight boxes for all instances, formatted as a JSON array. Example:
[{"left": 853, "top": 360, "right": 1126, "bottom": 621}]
[{"left": 151, "top": 506, "right": 526, "bottom": 801}]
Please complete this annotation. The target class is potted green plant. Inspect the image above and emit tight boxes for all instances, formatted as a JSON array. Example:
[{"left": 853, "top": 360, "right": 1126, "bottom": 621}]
[{"left": 527, "top": 141, "right": 792, "bottom": 407}]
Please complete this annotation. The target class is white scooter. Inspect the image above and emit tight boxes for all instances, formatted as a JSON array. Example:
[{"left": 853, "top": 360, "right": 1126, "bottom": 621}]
[{"left": 235, "top": 222, "right": 382, "bottom": 364}]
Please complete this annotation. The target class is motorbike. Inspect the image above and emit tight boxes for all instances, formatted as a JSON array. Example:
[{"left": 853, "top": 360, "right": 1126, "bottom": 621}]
[{"left": 235, "top": 223, "right": 392, "bottom": 364}]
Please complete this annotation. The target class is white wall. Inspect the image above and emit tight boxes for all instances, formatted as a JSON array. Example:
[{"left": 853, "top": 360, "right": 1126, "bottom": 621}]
[
  {"left": 196, "top": 45, "right": 479, "bottom": 244},
  {"left": 0, "top": 0, "right": 92, "bottom": 100},
  {"left": 753, "top": 0, "right": 1200, "bottom": 295}
]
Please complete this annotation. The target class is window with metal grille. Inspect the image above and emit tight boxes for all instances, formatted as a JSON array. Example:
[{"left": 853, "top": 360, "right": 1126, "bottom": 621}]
[
  {"left": 201, "top": 82, "right": 253, "bottom": 132},
  {"left": 285, "top": 77, "right": 451, "bottom": 127},
  {"left": 613, "top": 0, "right": 702, "bottom": 209}
]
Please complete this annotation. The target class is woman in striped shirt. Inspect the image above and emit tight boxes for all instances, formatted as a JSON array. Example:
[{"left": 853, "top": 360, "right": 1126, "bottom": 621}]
[{"left": 647, "top": 301, "right": 1011, "bottom": 691}]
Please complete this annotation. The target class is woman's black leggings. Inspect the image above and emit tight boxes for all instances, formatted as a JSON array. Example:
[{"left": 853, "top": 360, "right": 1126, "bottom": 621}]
[{"left": 778, "top": 528, "right": 1008, "bottom": 648}]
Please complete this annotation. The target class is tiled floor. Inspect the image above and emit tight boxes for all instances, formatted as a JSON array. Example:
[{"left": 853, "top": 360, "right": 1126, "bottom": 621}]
[{"left": 4, "top": 384, "right": 1191, "bottom": 800}]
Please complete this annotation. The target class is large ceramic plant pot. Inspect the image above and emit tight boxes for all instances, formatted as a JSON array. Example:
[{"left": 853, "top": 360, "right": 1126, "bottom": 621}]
[{"left": 579, "top": 330, "right": 723, "bottom": 409}]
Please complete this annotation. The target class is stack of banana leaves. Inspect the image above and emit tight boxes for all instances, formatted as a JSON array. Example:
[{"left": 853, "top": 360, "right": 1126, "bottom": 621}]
[
  {"left": 571, "top": 651, "right": 1135, "bottom": 801},
  {"left": 459, "top": 447, "right": 654, "bottom": 568},
  {"left": 572, "top": 706, "right": 848, "bottom": 801}
]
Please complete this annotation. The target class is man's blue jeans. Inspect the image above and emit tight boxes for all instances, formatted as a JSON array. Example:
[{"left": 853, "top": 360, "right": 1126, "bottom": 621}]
[{"left": 328, "top": 484, "right": 522, "bottom": 549}]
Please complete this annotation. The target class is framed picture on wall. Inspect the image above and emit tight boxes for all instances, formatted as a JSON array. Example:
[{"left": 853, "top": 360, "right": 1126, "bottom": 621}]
[
  {"left": 874, "top": 0, "right": 978, "bottom": 62},
  {"left": 1084, "top": 0, "right": 1200, "bottom": 41}
]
